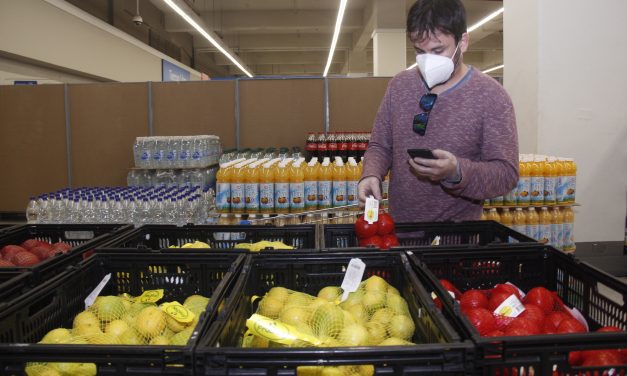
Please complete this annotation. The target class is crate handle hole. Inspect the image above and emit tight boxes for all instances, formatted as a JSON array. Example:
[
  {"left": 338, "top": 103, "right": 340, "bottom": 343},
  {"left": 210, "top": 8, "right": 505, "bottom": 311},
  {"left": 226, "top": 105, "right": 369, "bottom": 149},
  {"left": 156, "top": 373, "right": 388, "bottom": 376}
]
[{"left": 596, "top": 282, "right": 624, "bottom": 305}]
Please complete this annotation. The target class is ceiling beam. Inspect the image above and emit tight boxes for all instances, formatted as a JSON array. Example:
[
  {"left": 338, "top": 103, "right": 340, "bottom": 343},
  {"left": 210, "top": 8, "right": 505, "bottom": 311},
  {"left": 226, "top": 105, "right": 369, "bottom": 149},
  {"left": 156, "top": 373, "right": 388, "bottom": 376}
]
[
  {"left": 213, "top": 51, "right": 345, "bottom": 66},
  {"left": 194, "top": 33, "right": 353, "bottom": 53}
]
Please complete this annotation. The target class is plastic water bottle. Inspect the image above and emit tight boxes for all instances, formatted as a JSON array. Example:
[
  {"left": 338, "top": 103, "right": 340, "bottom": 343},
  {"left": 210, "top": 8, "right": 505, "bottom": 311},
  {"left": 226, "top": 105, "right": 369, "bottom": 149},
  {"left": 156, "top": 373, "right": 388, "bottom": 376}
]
[
  {"left": 166, "top": 137, "right": 179, "bottom": 168},
  {"left": 26, "top": 197, "right": 39, "bottom": 223},
  {"left": 139, "top": 198, "right": 151, "bottom": 224},
  {"left": 179, "top": 136, "right": 191, "bottom": 167},
  {"left": 99, "top": 197, "right": 111, "bottom": 223},
  {"left": 37, "top": 196, "right": 49, "bottom": 224},
  {"left": 165, "top": 198, "right": 177, "bottom": 224},
  {"left": 83, "top": 198, "right": 96, "bottom": 223},
  {"left": 191, "top": 137, "right": 202, "bottom": 168}
]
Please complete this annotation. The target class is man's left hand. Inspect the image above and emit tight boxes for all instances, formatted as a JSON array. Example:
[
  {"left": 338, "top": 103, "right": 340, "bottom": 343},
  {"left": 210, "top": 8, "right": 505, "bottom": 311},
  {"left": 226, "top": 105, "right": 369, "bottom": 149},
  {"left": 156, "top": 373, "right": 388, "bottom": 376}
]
[{"left": 408, "top": 149, "right": 459, "bottom": 182}]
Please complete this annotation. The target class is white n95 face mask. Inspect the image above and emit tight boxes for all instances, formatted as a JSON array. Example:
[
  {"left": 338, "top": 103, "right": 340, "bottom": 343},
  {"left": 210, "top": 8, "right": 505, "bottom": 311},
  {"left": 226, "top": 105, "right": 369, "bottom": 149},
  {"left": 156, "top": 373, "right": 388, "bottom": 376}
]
[{"left": 416, "top": 44, "right": 460, "bottom": 89}]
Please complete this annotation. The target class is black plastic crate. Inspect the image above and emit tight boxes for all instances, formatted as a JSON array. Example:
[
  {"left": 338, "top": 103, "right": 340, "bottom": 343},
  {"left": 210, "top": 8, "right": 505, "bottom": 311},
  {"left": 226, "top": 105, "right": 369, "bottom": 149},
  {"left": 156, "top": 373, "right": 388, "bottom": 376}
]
[
  {"left": 408, "top": 246, "right": 627, "bottom": 375},
  {"left": 323, "top": 221, "right": 537, "bottom": 250},
  {"left": 195, "top": 252, "right": 474, "bottom": 375},
  {"left": 0, "top": 251, "right": 245, "bottom": 375},
  {"left": 0, "top": 224, "right": 132, "bottom": 300},
  {"left": 97, "top": 224, "right": 318, "bottom": 252},
  {"left": 0, "top": 224, "right": 19, "bottom": 234}
]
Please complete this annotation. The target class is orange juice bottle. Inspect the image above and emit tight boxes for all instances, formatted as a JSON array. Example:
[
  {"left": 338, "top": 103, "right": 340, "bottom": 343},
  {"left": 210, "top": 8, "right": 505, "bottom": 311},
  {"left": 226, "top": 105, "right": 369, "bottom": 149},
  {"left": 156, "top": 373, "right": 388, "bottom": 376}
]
[
  {"left": 346, "top": 157, "right": 360, "bottom": 208},
  {"left": 550, "top": 207, "right": 563, "bottom": 249},
  {"left": 513, "top": 207, "right": 527, "bottom": 235},
  {"left": 260, "top": 158, "right": 280, "bottom": 214},
  {"left": 215, "top": 158, "right": 242, "bottom": 213},
  {"left": 274, "top": 159, "right": 292, "bottom": 214},
  {"left": 487, "top": 208, "right": 501, "bottom": 223},
  {"left": 565, "top": 158, "right": 577, "bottom": 204},
  {"left": 318, "top": 157, "right": 332, "bottom": 209},
  {"left": 500, "top": 208, "right": 513, "bottom": 228},
  {"left": 556, "top": 158, "right": 567, "bottom": 204},
  {"left": 538, "top": 206, "right": 551, "bottom": 244},
  {"left": 231, "top": 159, "right": 255, "bottom": 214},
  {"left": 543, "top": 157, "right": 557, "bottom": 205},
  {"left": 332, "top": 157, "right": 347, "bottom": 207},
  {"left": 526, "top": 207, "right": 540, "bottom": 240},
  {"left": 246, "top": 158, "right": 269, "bottom": 214},
  {"left": 304, "top": 157, "right": 319, "bottom": 211},
  {"left": 480, "top": 209, "right": 488, "bottom": 221},
  {"left": 530, "top": 155, "right": 545, "bottom": 205},
  {"left": 517, "top": 155, "right": 531, "bottom": 206},
  {"left": 562, "top": 207, "right": 576, "bottom": 252},
  {"left": 289, "top": 159, "right": 305, "bottom": 213}
]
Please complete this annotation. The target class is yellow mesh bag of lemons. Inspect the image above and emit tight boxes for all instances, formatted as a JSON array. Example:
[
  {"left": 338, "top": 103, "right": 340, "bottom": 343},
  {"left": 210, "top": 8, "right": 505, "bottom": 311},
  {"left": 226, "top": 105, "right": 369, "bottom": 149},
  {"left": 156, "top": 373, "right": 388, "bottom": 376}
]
[
  {"left": 243, "top": 276, "right": 416, "bottom": 376},
  {"left": 168, "top": 240, "right": 293, "bottom": 252},
  {"left": 26, "top": 291, "right": 210, "bottom": 376}
]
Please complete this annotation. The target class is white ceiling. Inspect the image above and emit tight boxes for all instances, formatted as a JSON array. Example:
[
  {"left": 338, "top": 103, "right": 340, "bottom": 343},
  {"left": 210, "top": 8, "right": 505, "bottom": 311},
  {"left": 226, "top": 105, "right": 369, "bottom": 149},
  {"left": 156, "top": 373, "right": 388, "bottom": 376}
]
[{"left": 119, "top": 0, "right": 504, "bottom": 77}]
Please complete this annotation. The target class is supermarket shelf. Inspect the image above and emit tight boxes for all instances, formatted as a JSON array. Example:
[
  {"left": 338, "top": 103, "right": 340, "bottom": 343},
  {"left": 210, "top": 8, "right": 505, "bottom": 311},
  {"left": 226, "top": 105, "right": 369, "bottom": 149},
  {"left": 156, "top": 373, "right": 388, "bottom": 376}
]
[
  {"left": 130, "top": 162, "right": 219, "bottom": 170},
  {"left": 484, "top": 202, "right": 580, "bottom": 209}
]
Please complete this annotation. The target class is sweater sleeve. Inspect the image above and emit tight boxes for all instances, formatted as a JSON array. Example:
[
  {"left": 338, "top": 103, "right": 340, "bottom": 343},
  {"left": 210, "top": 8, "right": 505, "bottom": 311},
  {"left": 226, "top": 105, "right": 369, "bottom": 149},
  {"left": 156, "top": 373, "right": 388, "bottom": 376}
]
[
  {"left": 441, "top": 89, "right": 519, "bottom": 200},
  {"left": 361, "top": 81, "right": 394, "bottom": 181}
]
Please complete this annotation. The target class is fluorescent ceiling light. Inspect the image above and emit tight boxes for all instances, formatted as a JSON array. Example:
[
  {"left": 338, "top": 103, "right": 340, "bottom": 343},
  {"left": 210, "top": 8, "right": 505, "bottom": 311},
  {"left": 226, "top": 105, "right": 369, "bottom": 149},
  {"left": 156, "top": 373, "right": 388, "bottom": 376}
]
[
  {"left": 482, "top": 64, "right": 504, "bottom": 74},
  {"left": 163, "top": 0, "right": 253, "bottom": 77},
  {"left": 406, "top": 7, "right": 504, "bottom": 70},
  {"left": 323, "top": 0, "right": 348, "bottom": 77}
]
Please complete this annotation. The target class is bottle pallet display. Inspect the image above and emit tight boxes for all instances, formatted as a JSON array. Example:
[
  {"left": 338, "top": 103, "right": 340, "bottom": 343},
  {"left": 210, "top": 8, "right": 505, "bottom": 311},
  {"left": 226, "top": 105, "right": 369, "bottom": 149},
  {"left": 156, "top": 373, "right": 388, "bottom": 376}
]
[
  {"left": 481, "top": 206, "right": 576, "bottom": 252},
  {"left": 305, "top": 131, "right": 371, "bottom": 161},
  {"left": 216, "top": 156, "right": 364, "bottom": 218}
]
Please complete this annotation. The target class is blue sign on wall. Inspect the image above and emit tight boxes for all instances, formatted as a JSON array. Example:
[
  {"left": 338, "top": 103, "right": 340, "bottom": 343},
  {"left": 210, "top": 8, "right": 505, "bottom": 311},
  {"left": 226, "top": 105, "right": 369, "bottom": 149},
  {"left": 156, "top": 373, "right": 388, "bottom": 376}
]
[
  {"left": 14, "top": 81, "right": 38, "bottom": 85},
  {"left": 162, "top": 60, "right": 190, "bottom": 82}
]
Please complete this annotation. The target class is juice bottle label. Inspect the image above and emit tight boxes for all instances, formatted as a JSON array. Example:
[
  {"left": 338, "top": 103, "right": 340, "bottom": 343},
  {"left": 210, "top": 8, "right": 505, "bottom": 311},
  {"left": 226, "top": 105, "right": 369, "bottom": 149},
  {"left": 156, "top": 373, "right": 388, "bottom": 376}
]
[
  {"left": 318, "top": 181, "right": 332, "bottom": 208},
  {"left": 332, "top": 181, "right": 347, "bottom": 207},
  {"left": 304, "top": 181, "right": 318, "bottom": 209},
  {"left": 566, "top": 176, "right": 576, "bottom": 202},
  {"left": 245, "top": 183, "right": 259, "bottom": 211},
  {"left": 539, "top": 224, "right": 551, "bottom": 244},
  {"left": 382, "top": 179, "right": 389, "bottom": 201},
  {"left": 230, "top": 183, "right": 245, "bottom": 211},
  {"left": 513, "top": 224, "right": 526, "bottom": 235},
  {"left": 530, "top": 177, "right": 544, "bottom": 204},
  {"left": 504, "top": 188, "right": 517, "bottom": 206},
  {"left": 563, "top": 222, "right": 574, "bottom": 250},
  {"left": 544, "top": 177, "right": 557, "bottom": 204},
  {"left": 275, "top": 183, "right": 290, "bottom": 211},
  {"left": 555, "top": 176, "right": 568, "bottom": 204},
  {"left": 490, "top": 196, "right": 504, "bottom": 206},
  {"left": 347, "top": 181, "right": 358, "bottom": 206},
  {"left": 259, "top": 183, "right": 274, "bottom": 212},
  {"left": 551, "top": 223, "right": 562, "bottom": 248},
  {"left": 216, "top": 182, "right": 230, "bottom": 212},
  {"left": 517, "top": 177, "right": 531, "bottom": 205},
  {"left": 527, "top": 224, "right": 540, "bottom": 240},
  {"left": 290, "top": 182, "right": 305, "bottom": 211}
]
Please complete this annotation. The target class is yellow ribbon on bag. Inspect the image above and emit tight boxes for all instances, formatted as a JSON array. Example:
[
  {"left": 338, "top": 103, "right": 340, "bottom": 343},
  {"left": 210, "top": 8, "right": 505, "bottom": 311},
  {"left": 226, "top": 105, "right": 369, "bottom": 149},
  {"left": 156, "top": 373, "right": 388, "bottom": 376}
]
[{"left": 246, "top": 314, "right": 321, "bottom": 346}]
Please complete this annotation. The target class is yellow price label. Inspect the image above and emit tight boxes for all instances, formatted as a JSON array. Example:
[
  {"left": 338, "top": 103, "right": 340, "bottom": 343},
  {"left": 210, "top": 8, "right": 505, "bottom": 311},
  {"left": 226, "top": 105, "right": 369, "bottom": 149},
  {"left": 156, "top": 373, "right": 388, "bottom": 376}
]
[
  {"left": 246, "top": 314, "right": 321, "bottom": 347},
  {"left": 161, "top": 301, "right": 195, "bottom": 323},
  {"left": 136, "top": 289, "right": 164, "bottom": 303},
  {"left": 497, "top": 306, "right": 513, "bottom": 316}
]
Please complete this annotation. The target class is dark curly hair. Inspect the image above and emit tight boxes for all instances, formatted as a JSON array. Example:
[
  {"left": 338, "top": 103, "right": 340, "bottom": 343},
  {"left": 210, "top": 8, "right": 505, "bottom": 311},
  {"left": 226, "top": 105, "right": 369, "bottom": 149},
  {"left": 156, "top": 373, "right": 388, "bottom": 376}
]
[{"left": 407, "top": 0, "right": 467, "bottom": 43}]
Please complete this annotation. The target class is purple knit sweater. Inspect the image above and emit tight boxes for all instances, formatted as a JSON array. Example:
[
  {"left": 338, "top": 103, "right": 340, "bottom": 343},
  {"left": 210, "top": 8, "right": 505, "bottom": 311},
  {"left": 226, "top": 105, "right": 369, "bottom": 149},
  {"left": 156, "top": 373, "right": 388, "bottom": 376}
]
[{"left": 362, "top": 67, "right": 519, "bottom": 222}]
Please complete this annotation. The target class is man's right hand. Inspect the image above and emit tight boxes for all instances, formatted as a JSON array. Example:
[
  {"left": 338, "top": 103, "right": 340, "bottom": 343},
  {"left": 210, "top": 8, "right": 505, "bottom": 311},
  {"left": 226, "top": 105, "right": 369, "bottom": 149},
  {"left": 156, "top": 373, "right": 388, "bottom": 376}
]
[{"left": 357, "top": 176, "right": 382, "bottom": 208}]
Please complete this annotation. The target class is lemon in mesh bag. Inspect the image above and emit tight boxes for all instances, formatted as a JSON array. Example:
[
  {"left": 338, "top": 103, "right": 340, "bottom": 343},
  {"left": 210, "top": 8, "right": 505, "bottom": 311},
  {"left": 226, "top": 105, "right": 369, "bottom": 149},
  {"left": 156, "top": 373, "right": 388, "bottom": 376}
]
[{"left": 89, "top": 296, "right": 127, "bottom": 322}]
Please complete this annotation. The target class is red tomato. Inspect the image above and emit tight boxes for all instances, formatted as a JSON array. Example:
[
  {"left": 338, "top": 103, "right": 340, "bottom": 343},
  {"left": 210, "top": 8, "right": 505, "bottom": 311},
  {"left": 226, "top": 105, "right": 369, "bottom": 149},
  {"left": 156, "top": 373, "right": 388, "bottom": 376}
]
[
  {"left": 505, "top": 318, "right": 541, "bottom": 336},
  {"left": 465, "top": 308, "right": 497, "bottom": 336},
  {"left": 355, "top": 216, "right": 378, "bottom": 239},
  {"left": 596, "top": 326, "right": 622, "bottom": 333},
  {"left": 376, "top": 213, "right": 395, "bottom": 236},
  {"left": 20, "top": 239, "right": 42, "bottom": 250},
  {"left": 30, "top": 246, "right": 52, "bottom": 261},
  {"left": 545, "top": 311, "right": 570, "bottom": 330},
  {"left": 439, "top": 279, "right": 462, "bottom": 299},
  {"left": 488, "top": 291, "right": 514, "bottom": 311},
  {"left": 494, "top": 314, "right": 516, "bottom": 331},
  {"left": 556, "top": 318, "right": 586, "bottom": 334},
  {"left": 1, "top": 245, "right": 28, "bottom": 261},
  {"left": 518, "top": 304, "right": 545, "bottom": 327},
  {"left": 359, "top": 235, "right": 383, "bottom": 248},
  {"left": 581, "top": 350, "right": 623, "bottom": 367},
  {"left": 542, "top": 321, "right": 557, "bottom": 334},
  {"left": 380, "top": 234, "right": 400, "bottom": 250},
  {"left": 568, "top": 351, "right": 583, "bottom": 366},
  {"left": 0, "top": 259, "right": 15, "bottom": 267},
  {"left": 493, "top": 284, "right": 522, "bottom": 300},
  {"left": 460, "top": 290, "right": 489, "bottom": 311},
  {"left": 523, "top": 287, "right": 555, "bottom": 314},
  {"left": 10, "top": 252, "right": 40, "bottom": 266},
  {"left": 485, "top": 330, "right": 505, "bottom": 337},
  {"left": 51, "top": 242, "right": 72, "bottom": 253}
]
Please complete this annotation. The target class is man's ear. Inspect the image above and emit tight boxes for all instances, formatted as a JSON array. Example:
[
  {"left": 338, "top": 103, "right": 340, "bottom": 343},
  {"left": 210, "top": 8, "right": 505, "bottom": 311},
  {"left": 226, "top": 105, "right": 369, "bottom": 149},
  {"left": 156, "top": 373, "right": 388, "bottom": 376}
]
[{"left": 460, "top": 32, "right": 470, "bottom": 53}]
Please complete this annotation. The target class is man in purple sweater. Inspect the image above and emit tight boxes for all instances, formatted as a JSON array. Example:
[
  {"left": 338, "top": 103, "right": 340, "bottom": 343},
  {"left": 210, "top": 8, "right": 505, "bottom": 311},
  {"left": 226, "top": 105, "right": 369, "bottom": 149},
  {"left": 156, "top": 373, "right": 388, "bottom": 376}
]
[{"left": 358, "top": 0, "right": 519, "bottom": 223}]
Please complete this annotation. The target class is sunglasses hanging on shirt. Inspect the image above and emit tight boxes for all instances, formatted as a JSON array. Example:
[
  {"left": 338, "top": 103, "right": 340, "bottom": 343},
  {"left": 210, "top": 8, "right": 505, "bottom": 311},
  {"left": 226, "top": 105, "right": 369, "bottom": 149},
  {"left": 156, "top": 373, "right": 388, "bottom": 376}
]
[{"left": 412, "top": 93, "right": 437, "bottom": 136}]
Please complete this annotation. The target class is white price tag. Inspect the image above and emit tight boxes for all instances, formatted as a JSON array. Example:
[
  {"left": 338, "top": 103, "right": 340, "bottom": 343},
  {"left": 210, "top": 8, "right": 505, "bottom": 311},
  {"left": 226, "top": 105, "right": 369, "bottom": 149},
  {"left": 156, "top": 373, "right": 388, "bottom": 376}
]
[
  {"left": 430, "top": 291, "right": 455, "bottom": 300},
  {"left": 431, "top": 236, "right": 441, "bottom": 246},
  {"left": 364, "top": 196, "right": 379, "bottom": 224},
  {"left": 494, "top": 294, "right": 526, "bottom": 317},
  {"left": 340, "top": 258, "right": 366, "bottom": 302},
  {"left": 84, "top": 273, "right": 111, "bottom": 310},
  {"left": 568, "top": 307, "right": 589, "bottom": 332}
]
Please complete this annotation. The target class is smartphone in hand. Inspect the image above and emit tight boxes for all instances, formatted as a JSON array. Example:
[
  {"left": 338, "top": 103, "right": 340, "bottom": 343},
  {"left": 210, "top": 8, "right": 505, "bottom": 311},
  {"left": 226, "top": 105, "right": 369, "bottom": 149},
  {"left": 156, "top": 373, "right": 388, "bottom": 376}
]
[{"left": 407, "top": 148, "right": 436, "bottom": 160}]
